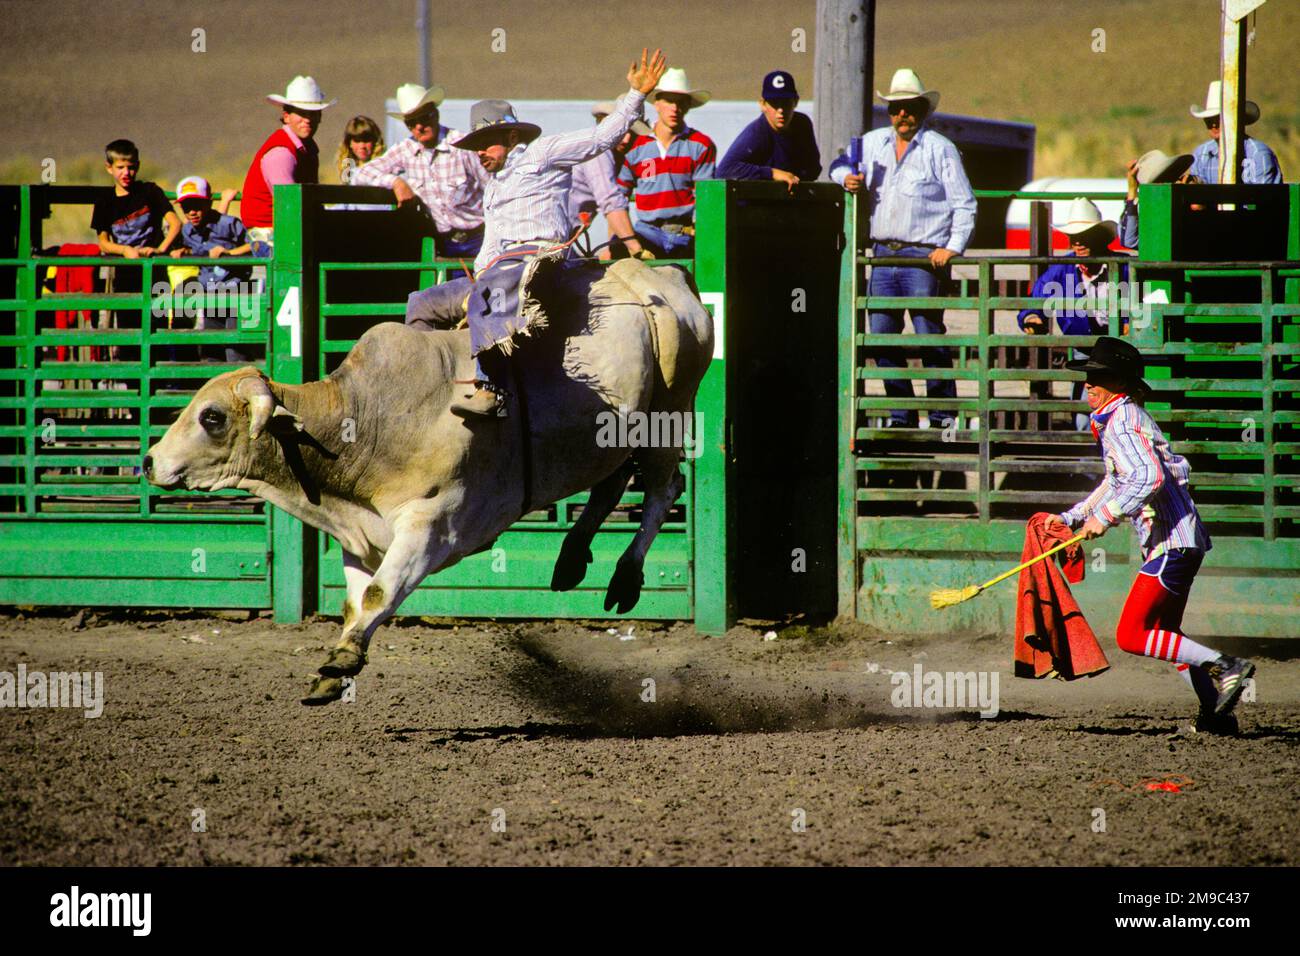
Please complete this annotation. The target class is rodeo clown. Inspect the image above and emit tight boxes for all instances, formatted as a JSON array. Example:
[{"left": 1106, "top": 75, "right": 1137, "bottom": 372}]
[
  {"left": 403, "top": 47, "right": 668, "bottom": 418},
  {"left": 1044, "top": 336, "right": 1255, "bottom": 733}
]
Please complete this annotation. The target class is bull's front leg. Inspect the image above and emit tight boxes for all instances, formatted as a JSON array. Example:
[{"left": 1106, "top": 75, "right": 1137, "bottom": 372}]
[
  {"left": 311, "top": 549, "right": 375, "bottom": 680},
  {"left": 303, "top": 511, "right": 446, "bottom": 706}
]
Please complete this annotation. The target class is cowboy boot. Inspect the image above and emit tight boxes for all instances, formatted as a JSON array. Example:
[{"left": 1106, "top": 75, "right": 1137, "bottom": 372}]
[{"left": 451, "top": 386, "right": 506, "bottom": 419}]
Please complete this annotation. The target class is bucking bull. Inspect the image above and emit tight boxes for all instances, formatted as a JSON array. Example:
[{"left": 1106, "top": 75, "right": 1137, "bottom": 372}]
[{"left": 144, "top": 258, "right": 713, "bottom": 704}]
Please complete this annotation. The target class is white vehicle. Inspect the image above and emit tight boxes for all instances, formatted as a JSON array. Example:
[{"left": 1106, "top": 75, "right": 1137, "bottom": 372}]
[{"left": 1005, "top": 177, "right": 1127, "bottom": 249}]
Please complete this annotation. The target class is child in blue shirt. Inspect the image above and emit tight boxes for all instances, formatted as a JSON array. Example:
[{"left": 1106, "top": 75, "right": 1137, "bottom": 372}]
[{"left": 170, "top": 176, "right": 253, "bottom": 362}]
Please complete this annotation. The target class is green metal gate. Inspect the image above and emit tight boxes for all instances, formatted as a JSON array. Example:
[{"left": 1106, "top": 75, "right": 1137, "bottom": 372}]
[{"left": 841, "top": 183, "right": 1300, "bottom": 638}]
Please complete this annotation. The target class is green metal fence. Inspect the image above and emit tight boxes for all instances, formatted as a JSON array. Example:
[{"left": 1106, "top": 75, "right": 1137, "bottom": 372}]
[
  {"left": 842, "top": 183, "right": 1300, "bottom": 638},
  {"left": 0, "top": 184, "right": 272, "bottom": 608}
]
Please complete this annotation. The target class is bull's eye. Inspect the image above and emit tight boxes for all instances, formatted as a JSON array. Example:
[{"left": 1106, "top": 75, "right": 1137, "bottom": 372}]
[{"left": 198, "top": 406, "right": 227, "bottom": 434}]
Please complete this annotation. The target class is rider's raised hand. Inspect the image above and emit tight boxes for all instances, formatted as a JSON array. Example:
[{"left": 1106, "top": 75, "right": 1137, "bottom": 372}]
[{"left": 628, "top": 48, "right": 668, "bottom": 95}]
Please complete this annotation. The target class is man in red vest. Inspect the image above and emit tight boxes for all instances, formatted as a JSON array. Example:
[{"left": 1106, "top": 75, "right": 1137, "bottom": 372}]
[{"left": 241, "top": 75, "right": 336, "bottom": 254}]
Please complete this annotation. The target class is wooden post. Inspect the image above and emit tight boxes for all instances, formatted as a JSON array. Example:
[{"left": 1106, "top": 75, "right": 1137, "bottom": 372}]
[
  {"left": 1220, "top": 0, "right": 1267, "bottom": 184},
  {"left": 814, "top": 0, "right": 874, "bottom": 179},
  {"left": 417, "top": 0, "right": 431, "bottom": 88}
]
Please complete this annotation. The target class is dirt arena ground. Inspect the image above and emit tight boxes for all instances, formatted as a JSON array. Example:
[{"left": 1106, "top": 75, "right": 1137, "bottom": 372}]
[{"left": 1, "top": 608, "right": 1296, "bottom": 867}]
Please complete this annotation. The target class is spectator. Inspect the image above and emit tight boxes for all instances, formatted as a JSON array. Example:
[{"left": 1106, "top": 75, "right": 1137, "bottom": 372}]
[
  {"left": 336, "top": 116, "right": 386, "bottom": 183},
  {"left": 352, "top": 83, "right": 487, "bottom": 259},
  {"left": 169, "top": 176, "right": 254, "bottom": 363},
  {"left": 1119, "top": 150, "right": 1195, "bottom": 250},
  {"left": 1188, "top": 81, "right": 1282, "bottom": 184},
  {"left": 570, "top": 100, "right": 652, "bottom": 260},
  {"left": 240, "top": 75, "right": 336, "bottom": 255},
  {"left": 717, "top": 70, "right": 820, "bottom": 189},
  {"left": 616, "top": 67, "right": 716, "bottom": 259},
  {"left": 90, "top": 139, "right": 182, "bottom": 358},
  {"left": 829, "top": 68, "right": 976, "bottom": 429},
  {"left": 1018, "top": 197, "right": 1129, "bottom": 430}
]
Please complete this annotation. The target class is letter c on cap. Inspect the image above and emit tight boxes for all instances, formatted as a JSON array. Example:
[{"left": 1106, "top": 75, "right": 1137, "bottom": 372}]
[{"left": 773, "top": 76, "right": 785, "bottom": 88}]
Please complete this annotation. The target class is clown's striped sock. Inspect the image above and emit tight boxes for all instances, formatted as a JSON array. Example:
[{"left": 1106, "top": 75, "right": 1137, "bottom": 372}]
[{"left": 1143, "top": 628, "right": 1219, "bottom": 667}]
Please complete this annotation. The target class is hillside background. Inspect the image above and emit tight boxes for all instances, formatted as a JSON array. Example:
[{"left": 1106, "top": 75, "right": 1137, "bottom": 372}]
[{"left": 3, "top": 0, "right": 1296, "bottom": 242}]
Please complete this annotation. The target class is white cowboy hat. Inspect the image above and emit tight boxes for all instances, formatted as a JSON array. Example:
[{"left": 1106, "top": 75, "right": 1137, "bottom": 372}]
[
  {"left": 1190, "top": 80, "right": 1259, "bottom": 124},
  {"left": 877, "top": 68, "right": 940, "bottom": 112},
  {"left": 1134, "top": 149, "right": 1194, "bottom": 184},
  {"left": 590, "top": 100, "right": 653, "bottom": 137},
  {"left": 1057, "top": 196, "right": 1118, "bottom": 239},
  {"left": 267, "top": 75, "right": 336, "bottom": 111},
  {"left": 387, "top": 83, "right": 446, "bottom": 120},
  {"left": 650, "top": 68, "right": 710, "bottom": 108}
]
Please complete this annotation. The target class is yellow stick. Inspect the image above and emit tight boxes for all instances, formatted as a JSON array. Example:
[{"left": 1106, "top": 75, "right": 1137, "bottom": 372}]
[{"left": 930, "top": 533, "right": 1087, "bottom": 609}]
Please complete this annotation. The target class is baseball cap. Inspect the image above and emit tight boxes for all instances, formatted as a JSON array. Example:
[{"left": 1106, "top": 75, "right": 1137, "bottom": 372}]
[
  {"left": 176, "top": 175, "right": 212, "bottom": 202},
  {"left": 762, "top": 70, "right": 799, "bottom": 101}
]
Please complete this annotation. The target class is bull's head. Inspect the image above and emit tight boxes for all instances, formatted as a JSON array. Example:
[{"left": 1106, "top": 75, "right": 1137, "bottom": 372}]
[{"left": 144, "top": 368, "right": 303, "bottom": 491}]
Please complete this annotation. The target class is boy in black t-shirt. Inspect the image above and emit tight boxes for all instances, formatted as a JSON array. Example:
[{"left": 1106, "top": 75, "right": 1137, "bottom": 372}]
[
  {"left": 91, "top": 140, "right": 181, "bottom": 272},
  {"left": 89, "top": 139, "right": 182, "bottom": 358}
]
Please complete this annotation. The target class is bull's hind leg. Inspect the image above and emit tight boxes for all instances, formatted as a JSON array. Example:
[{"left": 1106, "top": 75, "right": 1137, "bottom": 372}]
[
  {"left": 604, "top": 447, "right": 685, "bottom": 614},
  {"left": 551, "top": 460, "right": 635, "bottom": 591},
  {"left": 304, "top": 510, "right": 448, "bottom": 705}
]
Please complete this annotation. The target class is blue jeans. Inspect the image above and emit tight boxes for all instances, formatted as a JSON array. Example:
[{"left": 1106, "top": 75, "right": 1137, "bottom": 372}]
[
  {"left": 633, "top": 220, "right": 694, "bottom": 258},
  {"left": 868, "top": 243, "right": 956, "bottom": 428}
]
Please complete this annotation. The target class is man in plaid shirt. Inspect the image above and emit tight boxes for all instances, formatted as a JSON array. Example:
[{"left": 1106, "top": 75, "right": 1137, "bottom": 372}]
[{"left": 352, "top": 83, "right": 487, "bottom": 258}]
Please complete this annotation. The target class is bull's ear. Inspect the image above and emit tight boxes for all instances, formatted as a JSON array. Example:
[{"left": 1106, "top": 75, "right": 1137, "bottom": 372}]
[{"left": 235, "top": 372, "right": 277, "bottom": 440}]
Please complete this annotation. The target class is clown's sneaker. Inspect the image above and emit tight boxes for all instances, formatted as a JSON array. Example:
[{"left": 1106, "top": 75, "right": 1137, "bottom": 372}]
[{"left": 1208, "top": 656, "right": 1255, "bottom": 717}]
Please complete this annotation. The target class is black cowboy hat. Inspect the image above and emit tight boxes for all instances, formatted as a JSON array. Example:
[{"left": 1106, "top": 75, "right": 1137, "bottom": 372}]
[
  {"left": 1066, "top": 336, "right": 1150, "bottom": 393},
  {"left": 451, "top": 99, "right": 542, "bottom": 151}
]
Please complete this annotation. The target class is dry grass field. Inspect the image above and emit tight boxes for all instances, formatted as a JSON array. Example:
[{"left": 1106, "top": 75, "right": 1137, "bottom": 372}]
[{"left": 3, "top": 0, "right": 1296, "bottom": 221}]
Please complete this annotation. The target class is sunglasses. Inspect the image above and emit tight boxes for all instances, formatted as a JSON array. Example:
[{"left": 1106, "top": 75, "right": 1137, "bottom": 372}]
[
  {"left": 887, "top": 99, "right": 926, "bottom": 116},
  {"left": 406, "top": 111, "right": 439, "bottom": 129}
]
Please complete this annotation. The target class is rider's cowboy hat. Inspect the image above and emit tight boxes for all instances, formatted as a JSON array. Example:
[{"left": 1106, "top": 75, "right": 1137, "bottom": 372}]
[
  {"left": 267, "top": 75, "right": 336, "bottom": 111},
  {"left": 649, "top": 68, "right": 710, "bottom": 108},
  {"left": 451, "top": 100, "right": 542, "bottom": 151},
  {"left": 590, "top": 100, "right": 653, "bottom": 137},
  {"left": 387, "top": 83, "right": 446, "bottom": 120},
  {"left": 1190, "top": 80, "right": 1259, "bottom": 124},
  {"left": 877, "top": 68, "right": 940, "bottom": 112},
  {"left": 1133, "top": 149, "right": 1194, "bottom": 184},
  {"left": 1057, "top": 196, "right": 1118, "bottom": 241}
]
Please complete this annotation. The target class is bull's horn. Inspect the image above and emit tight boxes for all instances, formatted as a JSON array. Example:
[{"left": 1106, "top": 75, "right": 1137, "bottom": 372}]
[{"left": 235, "top": 373, "right": 279, "bottom": 440}]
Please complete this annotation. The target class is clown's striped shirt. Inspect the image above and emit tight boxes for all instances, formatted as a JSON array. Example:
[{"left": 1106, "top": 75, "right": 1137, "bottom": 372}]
[
  {"left": 1060, "top": 395, "right": 1211, "bottom": 560},
  {"left": 616, "top": 128, "right": 716, "bottom": 224}
]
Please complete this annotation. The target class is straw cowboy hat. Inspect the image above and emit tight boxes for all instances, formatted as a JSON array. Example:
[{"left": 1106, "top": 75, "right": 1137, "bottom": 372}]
[
  {"left": 650, "top": 68, "right": 710, "bottom": 108},
  {"left": 386, "top": 83, "right": 446, "bottom": 120},
  {"left": 1057, "top": 196, "right": 1117, "bottom": 240},
  {"left": 266, "top": 75, "right": 337, "bottom": 111},
  {"left": 1133, "top": 149, "right": 1194, "bottom": 184},
  {"left": 451, "top": 100, "right": 542, "bottom": 151},
  {"left": 590, "top": 100, "right": 653, "bottom": 137},
  {"left": 1190, "top": 80, "right": 1260, "bottom": 124},
  {"left": 877, "top": 68, "right": 940, "bottom": 112}
]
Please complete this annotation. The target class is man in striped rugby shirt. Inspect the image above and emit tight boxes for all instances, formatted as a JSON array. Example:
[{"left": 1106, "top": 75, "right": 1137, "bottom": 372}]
[
  {"left": 1045, "top": 337, "right": 1255, "bottom": 734},
  {"left": 616, "top": 67, "right": 717, "bottom": 259}
]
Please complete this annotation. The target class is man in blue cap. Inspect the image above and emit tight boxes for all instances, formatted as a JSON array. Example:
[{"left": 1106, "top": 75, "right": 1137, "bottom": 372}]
[{"left": 717, "top": 70, "right": 820, "bottom": 190}]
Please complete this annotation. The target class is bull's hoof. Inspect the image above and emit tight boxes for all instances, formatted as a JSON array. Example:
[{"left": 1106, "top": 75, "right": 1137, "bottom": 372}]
[
  {"left": 302, "top": 675, "right": 345, "bottom": 706},
  {"left": 318, "top": 646, "right": 366, "bottom": 678},
  {"left": 550, "top": 537, "right": 594, "bottom": 591},
  {"left": 603, "top": 560, "right": 644, "bottom": 614}
]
